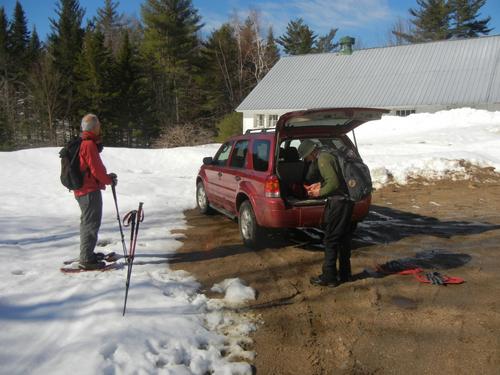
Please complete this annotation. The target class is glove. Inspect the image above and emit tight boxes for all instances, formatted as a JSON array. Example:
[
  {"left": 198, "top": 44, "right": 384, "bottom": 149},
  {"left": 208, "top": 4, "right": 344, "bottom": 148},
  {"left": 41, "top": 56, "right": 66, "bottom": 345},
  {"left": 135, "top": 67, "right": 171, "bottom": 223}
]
[{"left": 108, "top": 173, "right": 118, "bottom": 186}]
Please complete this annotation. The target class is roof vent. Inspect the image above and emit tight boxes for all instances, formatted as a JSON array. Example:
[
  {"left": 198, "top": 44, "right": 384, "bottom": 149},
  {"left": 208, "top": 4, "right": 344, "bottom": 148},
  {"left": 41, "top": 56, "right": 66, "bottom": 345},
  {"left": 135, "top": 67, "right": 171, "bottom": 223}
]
[{"left": 339, "top": 36, "right": 355, "bottom": 55}]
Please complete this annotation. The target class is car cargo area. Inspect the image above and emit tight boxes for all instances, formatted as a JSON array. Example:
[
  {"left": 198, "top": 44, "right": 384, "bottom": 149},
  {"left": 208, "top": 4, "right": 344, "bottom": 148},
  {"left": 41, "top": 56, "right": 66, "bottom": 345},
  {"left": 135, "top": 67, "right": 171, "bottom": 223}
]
[{"left": 276, "top": 137, "right": 348, "bottom": 207}]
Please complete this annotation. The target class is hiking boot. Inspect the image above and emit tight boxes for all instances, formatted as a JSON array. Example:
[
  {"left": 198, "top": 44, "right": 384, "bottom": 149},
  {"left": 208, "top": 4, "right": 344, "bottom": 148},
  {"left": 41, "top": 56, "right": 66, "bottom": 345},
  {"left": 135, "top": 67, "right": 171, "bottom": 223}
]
[
  {"left": 310, "top": 275, "right": 340, "bottom": 287},
  {"left": 79, "top": 261, "right": 105, "bottom": 270}
]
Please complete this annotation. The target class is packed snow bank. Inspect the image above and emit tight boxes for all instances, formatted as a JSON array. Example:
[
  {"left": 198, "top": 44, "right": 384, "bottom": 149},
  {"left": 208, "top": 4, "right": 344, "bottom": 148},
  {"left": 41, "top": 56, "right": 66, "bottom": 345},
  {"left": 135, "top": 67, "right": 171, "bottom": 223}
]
[
  {"left": 0, "top": 108, "right": 499, "bottom": 374},
  {"left": 211, "top": 278, "right": 256, "bottom": 305},
  {"left": 354, "top": 108, "right": 500, "bottom": 187}
]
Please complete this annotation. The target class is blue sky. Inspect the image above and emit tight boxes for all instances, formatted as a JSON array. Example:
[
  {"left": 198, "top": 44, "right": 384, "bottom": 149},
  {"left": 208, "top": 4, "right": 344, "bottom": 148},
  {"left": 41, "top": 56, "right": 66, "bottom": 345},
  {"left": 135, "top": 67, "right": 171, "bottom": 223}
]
[{"left": 1, "top": 0, "right": 499, "bottom": 48}]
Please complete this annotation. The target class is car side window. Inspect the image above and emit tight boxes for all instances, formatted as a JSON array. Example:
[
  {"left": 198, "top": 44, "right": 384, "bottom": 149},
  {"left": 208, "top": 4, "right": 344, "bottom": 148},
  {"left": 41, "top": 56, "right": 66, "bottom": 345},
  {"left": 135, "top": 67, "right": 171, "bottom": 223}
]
[
  {"left": 230, "top": 140, "right": 249, "bottom": 168},
  {"left": 252, "top": 140, "right": 270, "bottom": 172},
  {"left": 213, "top": 142, "right": 232, "bottom": 166}
]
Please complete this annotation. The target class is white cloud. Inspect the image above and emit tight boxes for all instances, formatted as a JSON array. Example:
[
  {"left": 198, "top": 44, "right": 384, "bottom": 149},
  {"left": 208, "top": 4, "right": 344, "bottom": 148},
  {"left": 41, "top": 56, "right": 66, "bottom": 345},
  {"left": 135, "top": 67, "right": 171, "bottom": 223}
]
[
  {"left": 196, "top": 0, "right": 394, "bottom": 41},
  {"left": 290, "top": 0, "right": 392, "bottom": 30}
]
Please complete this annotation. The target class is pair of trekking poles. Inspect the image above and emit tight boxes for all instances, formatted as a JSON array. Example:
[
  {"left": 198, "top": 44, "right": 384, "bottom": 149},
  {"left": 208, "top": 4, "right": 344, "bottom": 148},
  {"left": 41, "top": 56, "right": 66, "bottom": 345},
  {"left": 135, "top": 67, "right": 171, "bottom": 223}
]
[{"left": 111, "top": 185, "right": 144, "bottom": 316}]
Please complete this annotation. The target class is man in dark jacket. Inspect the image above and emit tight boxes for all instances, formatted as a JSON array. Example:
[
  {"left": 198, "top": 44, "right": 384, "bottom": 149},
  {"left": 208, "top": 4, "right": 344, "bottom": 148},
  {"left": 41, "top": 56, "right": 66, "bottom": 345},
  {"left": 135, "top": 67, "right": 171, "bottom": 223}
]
[
  {"left": 74, "top": 114, "right": 117, "bottom": 270},
  {"left": 298, "top": 139, "right": 354, "bottom": 287}
]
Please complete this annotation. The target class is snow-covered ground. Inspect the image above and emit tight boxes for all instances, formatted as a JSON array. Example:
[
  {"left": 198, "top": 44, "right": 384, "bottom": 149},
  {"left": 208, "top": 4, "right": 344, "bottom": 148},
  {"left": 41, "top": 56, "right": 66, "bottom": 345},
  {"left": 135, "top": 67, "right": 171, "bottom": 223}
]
[
  {"left": 0, "top": 108, "right": 499, "bottom": 374},
  {"left": 355, "top": 108, "right": 500, "bottom": 186}
]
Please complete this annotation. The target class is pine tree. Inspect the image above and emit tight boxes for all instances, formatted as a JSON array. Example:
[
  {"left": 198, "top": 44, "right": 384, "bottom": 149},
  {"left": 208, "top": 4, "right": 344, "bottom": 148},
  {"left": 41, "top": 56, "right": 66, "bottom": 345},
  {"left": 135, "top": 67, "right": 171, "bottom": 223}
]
[
  {"left": 96, "top": 0, "right": 123, "bottom": 55},
  {"left": 0, "top": 7, "right": 12, "bottom": 149},
  {"left": 8, "top": 1, "right": 30, "bottom": 80},
  {"left": 264, "top": 27, "right": 279, "bottom": 71},
  {"left": 27, "top": 26, "right": 41, "bottom": 64},
  {"left": 394, "top": 0, "right": 452, "bottom": 43},
  {"left": 450, "top": 0, "right": 492, "bottom": 38},
  {"left": 0, "top": 7, "right": 8, "bottom": 78},
  {"left": 76, "top": 25, "right": 116, "bottom": 124},
  {"left": 278, "top": 18, "right": 317, "bottom": 55},
  {"left": 112, "top": 31, "right": 155, "bottom": 146},
  {"left": 49, "top": 0, "right": 85, "bottom": 138},
  {"left": 141, "top": 0, "right": 203, "bottom": 125}
]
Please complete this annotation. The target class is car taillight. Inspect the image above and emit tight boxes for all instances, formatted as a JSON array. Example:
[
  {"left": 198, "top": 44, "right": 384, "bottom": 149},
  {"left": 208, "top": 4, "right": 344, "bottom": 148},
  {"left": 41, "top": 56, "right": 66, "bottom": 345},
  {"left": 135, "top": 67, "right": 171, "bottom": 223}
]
[{"left": 265, "top": 175, "right": 280, "bottom": 198}]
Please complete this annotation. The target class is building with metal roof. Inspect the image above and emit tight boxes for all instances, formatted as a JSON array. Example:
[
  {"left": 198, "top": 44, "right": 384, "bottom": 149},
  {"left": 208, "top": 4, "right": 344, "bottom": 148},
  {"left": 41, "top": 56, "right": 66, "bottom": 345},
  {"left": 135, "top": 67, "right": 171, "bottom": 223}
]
[{"left": 236, "top": 35, "right": 500, "bottom": 132}]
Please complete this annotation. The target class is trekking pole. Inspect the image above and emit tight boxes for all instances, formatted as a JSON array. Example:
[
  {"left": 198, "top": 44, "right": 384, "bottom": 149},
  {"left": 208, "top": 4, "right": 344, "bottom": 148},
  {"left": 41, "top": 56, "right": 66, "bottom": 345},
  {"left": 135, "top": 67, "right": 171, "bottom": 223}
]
[
  {"left": 122, "top": 202, "right": 144, "bottom": 316},
  {"left": 111, "top": 184, "right": 128, "bottom": 259}
]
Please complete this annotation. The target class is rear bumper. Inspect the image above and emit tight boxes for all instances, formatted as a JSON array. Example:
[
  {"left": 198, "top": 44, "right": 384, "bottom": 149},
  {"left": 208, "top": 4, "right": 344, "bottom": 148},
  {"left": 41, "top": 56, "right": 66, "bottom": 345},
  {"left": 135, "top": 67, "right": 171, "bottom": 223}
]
[{"left": 253, "top": 195, "right": 371, "bottom": 228}]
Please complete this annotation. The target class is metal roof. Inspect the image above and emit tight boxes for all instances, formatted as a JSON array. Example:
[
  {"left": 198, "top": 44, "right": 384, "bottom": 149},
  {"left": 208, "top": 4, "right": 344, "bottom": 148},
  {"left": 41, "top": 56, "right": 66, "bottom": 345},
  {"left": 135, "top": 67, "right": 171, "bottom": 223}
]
[{"left": 236, "top": 35, "right": 500, "bottom": 111}]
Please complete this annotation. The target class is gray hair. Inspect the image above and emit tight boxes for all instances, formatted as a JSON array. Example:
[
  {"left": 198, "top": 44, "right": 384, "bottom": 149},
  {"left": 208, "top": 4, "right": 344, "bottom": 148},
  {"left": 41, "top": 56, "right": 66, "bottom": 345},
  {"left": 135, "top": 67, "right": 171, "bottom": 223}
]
[{"left": 81, "top": 114, "right": 99, "bottom": 131}]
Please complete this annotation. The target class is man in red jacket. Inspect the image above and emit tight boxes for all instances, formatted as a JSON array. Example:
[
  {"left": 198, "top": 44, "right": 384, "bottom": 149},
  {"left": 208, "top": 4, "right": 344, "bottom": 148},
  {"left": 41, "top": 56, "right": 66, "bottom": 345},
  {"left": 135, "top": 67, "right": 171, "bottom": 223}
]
[{"left": 75, "top": 114, "right": 117, "bottom": 270}]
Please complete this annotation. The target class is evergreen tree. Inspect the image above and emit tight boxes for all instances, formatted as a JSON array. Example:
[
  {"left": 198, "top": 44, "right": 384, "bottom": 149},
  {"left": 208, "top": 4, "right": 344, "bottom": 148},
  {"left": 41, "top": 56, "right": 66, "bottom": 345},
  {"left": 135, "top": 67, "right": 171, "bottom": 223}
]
[
  {"left": 76, "top": 25, "right": 116, "bottom": 125},
  {"left": 0, "top": 7, "right": 8, "bottom": 77},
  {"left": 8, "top": 1, "right": 30, "bottom": 80},
  {"left": 394, "top": 0, "right": 452, "bottom": 43},
  {"left": 450, "top": 0, "right": 492, "bottom": 38},
  {"left": 96, "top": 0, "right": 123, "bottom": 55},
  {"left": 264, "top": 27, "right": 279, "bottom": 70},
  {"left": 27, "top": 26, "right": 41, "bottom": 64},
  {"left": 0, "top": 7, "right": 12, "bottom": 149},
  {"left": 114, "top": 31, "right": 154, "bottom": 146},
  {"left": 278, "top": 18, "right": 317, "bottom": 55},
  {"left": 49, "top": 0, "right": 85, "bottom": 136},
  {"left": 141, "top": 0, "right": 203, "bottom": 125},
  {"left": 315, "top": 28, "right": 338, "bottom": 53}
]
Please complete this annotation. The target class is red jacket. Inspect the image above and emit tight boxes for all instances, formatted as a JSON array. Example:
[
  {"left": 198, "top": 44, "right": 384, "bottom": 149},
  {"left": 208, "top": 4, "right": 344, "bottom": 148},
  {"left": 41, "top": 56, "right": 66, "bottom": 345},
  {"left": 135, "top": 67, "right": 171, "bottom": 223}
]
[{"left": 74, "top": 131, "right": 113, "bottom": 197}]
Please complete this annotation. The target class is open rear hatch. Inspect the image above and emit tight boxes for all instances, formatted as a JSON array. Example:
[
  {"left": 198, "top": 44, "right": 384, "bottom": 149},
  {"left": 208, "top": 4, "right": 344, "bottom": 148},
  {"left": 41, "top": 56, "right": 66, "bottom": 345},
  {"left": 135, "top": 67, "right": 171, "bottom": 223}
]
[
  {"left": 276, "top": 107, "right": 389, "bottom": 137},
  {"left": 275, "top": 108, "right": 388, "bottom": 207}
]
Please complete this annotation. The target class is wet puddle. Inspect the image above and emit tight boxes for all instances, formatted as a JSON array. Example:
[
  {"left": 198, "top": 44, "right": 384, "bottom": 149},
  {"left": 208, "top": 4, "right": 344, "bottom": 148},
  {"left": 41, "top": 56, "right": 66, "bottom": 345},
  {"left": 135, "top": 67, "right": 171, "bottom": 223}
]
[{"left": 391, "top": 296, "right": 419, "bottom": 310}]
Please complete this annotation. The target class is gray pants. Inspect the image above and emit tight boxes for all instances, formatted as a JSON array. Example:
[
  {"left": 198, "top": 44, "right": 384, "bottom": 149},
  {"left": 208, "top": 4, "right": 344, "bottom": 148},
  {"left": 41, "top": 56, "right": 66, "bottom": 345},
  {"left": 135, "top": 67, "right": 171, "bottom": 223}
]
[{"left": 76, "top": 190, "right": 102, "bottom": 264}]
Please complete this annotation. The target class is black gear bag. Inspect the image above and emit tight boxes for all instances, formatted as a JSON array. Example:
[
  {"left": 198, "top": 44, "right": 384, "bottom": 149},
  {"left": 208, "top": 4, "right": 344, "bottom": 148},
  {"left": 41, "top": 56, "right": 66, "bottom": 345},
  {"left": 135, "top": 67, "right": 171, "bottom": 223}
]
[
  {"left": 329, "top": 145, "right": 373, "bottom": 202},
  {"left": 59, "top": 137, "right": 83, "bottom": 190}
]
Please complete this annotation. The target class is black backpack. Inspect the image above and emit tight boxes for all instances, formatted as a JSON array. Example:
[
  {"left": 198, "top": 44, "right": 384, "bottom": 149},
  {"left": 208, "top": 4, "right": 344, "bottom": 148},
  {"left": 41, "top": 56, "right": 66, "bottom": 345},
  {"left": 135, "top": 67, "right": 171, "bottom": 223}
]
[
  {"left": 328, "top": 145, "right": 373, "bottom": 202},
  {"left": 59, "top": 137, "right": 83, "bottom": 190}
]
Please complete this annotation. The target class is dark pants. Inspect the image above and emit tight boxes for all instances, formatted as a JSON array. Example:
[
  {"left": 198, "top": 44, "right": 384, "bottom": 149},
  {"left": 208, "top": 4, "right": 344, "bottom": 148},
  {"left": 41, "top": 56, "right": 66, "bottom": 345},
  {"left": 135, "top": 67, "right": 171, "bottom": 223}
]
[
  {"left": 75, "top": 190, "right": 103, "bottom": 264},
  {"left": 322, "top": 196, "right": 354, "bottom": 282}
]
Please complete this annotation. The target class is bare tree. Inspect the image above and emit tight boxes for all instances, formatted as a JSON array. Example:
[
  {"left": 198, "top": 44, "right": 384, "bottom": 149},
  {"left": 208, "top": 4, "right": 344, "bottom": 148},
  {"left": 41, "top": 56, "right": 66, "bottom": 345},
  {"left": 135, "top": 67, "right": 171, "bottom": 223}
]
[
  {"left": 29, "top": 52, "right": 63, "bottom": 144},
  {"left": 387, "top": 17, "right": 414, "bottom": 46}
]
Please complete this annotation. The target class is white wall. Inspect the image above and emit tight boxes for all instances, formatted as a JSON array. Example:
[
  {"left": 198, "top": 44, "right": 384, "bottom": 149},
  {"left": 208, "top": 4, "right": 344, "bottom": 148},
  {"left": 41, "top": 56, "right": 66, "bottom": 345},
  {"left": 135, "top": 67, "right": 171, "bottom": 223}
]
[
  {"left": 242, "top": 113, "right": 254, "bottom": 133},
  {"left": 240, "top": 110, "right": 297, "bottom": 133}
]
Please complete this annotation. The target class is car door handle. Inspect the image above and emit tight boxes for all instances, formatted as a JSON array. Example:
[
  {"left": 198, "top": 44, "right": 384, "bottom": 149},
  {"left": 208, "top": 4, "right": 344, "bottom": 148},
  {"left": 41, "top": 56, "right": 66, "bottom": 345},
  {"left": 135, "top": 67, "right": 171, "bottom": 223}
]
[
  {"left": 218, "top": 172, "right": 222, "bottom": 177},
  {"left": 235, "top": 176, "right": 241, "bottom": 181}
]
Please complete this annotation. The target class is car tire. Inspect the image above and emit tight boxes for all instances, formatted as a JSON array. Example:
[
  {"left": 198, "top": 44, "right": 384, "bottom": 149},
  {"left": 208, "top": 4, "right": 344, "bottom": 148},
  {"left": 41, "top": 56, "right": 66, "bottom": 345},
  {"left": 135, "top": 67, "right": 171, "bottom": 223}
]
[
  {"left": 239, "top": 200, "right": 263, "bottom": 248},
  {"left": 196, "top": 182, "right": 212, "bottom": 214}
]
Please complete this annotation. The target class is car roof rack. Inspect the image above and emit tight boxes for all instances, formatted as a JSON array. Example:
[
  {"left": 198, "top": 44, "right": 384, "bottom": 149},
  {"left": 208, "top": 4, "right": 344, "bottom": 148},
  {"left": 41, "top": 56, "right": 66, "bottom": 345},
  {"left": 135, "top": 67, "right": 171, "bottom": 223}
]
[{"left": 245, "top": 128, "right": 276, "bottom": 134}]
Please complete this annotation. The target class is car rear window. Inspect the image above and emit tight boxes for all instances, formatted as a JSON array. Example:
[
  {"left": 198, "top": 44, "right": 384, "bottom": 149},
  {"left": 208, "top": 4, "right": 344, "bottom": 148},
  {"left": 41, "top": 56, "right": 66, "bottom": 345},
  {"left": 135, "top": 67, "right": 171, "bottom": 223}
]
[
  {"left": 280, "top": 138, "right": 346, "bottom": 157},
  {"left": 230, "top": 140, "right": 249, "bottom": 168},
  {"left": 252, "top": 140, "right": 270, "bottom": 172}
]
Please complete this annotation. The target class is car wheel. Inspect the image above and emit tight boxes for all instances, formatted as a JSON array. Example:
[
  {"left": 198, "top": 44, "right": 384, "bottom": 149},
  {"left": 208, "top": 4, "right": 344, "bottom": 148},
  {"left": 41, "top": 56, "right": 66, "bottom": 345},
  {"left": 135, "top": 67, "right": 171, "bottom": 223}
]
[
  {"left": 239, "top": 200, "right": 263, "bottom": 248},
  {"left": 196, "top": 182, "right": 212, "bottom": 214}
]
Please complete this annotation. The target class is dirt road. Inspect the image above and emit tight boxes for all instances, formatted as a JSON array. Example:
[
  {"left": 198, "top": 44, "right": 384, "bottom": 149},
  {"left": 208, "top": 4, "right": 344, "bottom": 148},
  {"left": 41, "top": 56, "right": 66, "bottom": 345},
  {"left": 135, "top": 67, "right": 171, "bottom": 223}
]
[{"left": 172, "top": 178, "right": 500, "bottom": 375}]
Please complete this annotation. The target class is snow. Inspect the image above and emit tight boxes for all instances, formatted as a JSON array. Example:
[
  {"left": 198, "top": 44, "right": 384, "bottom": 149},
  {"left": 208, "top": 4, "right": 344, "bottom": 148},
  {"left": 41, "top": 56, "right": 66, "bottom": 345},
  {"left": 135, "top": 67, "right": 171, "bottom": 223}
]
[
  {"left": 353, "top": 108, "right": 500, "bottom": 187},
  {"left": 211, "top": 278, "right": 256, "bottom": 306},
  {"left": 0, "top": 108, "right": 499, "bottom": 374}
]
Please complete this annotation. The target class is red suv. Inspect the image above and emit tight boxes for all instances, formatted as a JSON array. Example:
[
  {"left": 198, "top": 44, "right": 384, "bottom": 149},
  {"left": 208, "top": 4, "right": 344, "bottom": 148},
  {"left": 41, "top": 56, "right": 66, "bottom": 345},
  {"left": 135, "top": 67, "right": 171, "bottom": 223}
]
[{"left": 196, "top": 108, "right": 388, "bottom": 247}]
